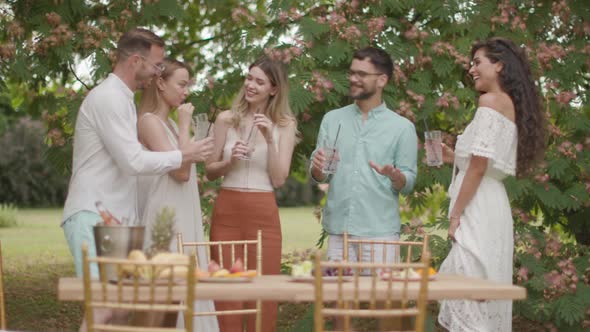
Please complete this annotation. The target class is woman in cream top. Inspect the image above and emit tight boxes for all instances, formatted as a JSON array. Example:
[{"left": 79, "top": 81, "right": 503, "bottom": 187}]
[
  {"left": 220, "top": 125, "right": 280, "bottom": 191},
  {"left": 205, "top": 55, "right": 298, "bottom": 332}
]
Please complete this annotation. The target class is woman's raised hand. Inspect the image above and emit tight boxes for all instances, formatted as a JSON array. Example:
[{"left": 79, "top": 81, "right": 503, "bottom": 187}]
[
  {"left": 177, "top": 103, "right": 195, "bottom": 126},
  {"left": 193, "top": 136, "right": 214, "bottom": 162},
  {"left": 441, "top": 143, "right": 455, "bottom": 164},
  {"left": 253, "top": 113, "right": 274, "bottom": 143},
  {"left": 230, "top": 140, "right": 249, "bottom": 162}
]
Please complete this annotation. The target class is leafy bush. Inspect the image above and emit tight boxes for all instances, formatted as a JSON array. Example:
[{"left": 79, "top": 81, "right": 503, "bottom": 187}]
[
  {"left": 0, "top": 203, "right": 18, "bottom": 228},
  {"left": 0, "top": 117, "right": 68, "bottom": 206},
  {"left": 513, "top": 223, "right": 590, "bottom": 331}
]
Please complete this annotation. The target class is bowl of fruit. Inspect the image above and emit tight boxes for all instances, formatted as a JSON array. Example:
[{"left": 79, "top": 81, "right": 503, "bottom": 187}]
[
  {"left": 290, "top": 261, "right": 353, "bottom": 283},
  {"left": 198, "top": 258, "right": 257, "bottom": 283},
  {"left": 380, "top": 267, "right": 437, "bottom": 281}
]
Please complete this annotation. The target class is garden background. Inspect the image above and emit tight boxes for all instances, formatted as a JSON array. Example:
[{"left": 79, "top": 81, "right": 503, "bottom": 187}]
[{"left": 0, "top": 0, "right": 589, "bottom": 331}]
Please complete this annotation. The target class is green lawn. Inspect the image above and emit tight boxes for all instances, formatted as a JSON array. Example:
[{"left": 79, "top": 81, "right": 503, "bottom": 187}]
[
  {"left": 0, "top": 206, "right": 321, "bottom": 331},
  {"left": 1, "top": 207, "right": 321, "bottom": 261}
]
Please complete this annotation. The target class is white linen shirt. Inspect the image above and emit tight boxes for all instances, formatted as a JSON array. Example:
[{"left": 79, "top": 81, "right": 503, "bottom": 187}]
[{"left": 62, "top": 73, "right": 182, "bottom": 224}]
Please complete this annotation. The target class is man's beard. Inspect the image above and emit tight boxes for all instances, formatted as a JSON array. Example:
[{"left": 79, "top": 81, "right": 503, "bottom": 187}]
[
  {"left": 135, "top": 72, "right": 154, "bottom": 90},
  {"left": 350, "top": 85, "right": 376, "bottom": 100}
]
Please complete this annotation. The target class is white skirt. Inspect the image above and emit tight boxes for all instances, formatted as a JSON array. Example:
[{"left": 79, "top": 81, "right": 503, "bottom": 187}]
[{"left": 438, "top": 172, "right": 514, "bottom": 332}]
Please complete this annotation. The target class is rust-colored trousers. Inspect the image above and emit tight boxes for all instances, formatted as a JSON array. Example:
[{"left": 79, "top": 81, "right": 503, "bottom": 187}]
[{"left": 210, "top": 188, "right": 282, "bottom": 332}]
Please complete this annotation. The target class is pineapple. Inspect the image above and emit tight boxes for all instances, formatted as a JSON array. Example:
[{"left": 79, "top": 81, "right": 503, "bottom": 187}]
[{"left": 147, "top": 206, "right": 177, "bottom": 257}]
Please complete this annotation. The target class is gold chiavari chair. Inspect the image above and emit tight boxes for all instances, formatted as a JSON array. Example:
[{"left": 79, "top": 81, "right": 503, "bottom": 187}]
[
  {"left": 343, "top": 232, "right": 429, "bottom": 264},
  {"left": 82, "top": 244, "right": 196, "bottom": 332},
  {"left": 342, "top": 232, "right": 430, "bottom": 330},
  {"left": 177, "top": 229, "right": 262, "bottom": 332},
  {"left": 0, "top": 241, "right": 6, "bottom": 330},
  {"left": 313, "top": 250, "right": 431, "bottom": 332}
]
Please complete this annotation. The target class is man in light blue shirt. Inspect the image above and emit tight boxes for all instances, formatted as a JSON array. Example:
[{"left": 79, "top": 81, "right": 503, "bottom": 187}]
[{"left": 310, "top": 46, "right": 418, "bottom": 263}]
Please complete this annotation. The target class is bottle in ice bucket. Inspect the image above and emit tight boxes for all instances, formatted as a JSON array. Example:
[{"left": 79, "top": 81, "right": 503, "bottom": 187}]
[{"left": 95, "top": 201, "right": 122, "bottom": 225}]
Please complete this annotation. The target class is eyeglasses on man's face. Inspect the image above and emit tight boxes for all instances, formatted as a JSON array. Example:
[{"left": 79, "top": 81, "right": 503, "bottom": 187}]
[
  {"left": 347, "top": 69, "right": 384, "bottom": 79},
  {"left": 139, "top": 55, "right": 166, "bottom": 73}
]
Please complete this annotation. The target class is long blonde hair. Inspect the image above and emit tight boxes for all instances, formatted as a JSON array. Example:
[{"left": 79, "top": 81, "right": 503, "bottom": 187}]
[
  {"left": 230, "top": 56, "right": 297, "bottom": 130},
  {"left": 138, "top": 58, "right": 192, "bottom": 115}
]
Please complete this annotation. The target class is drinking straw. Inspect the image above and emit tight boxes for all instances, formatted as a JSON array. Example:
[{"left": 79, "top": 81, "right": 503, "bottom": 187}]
[
  {"left": 205, "top": 108, "right": 218, "bottom": 137},
  {"left": 326, "top": 123, "right": 342, "bottom": 171},
  {"left": 422, "top": 117, "right": 430, "bottom": 133},
  {"left": 245, "top": 107, "right": 261, "bottom": 142},
  {"left": 333, "top": 123, "right": 342, "bottom": 148}
]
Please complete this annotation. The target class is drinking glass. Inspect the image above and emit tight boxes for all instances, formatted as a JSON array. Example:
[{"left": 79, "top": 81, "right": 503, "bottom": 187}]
[
  {"left": 321, "top": 139, "right": 339, "bottom": 174},
  {"left": 424, "top": 130, "right": 443, "bottom": 167},
  {"left": 192, "top": 113, "right": 210, "bottom": 140},
  {"left": 238, "top": 125, "right": 257, "bottom": 161}
]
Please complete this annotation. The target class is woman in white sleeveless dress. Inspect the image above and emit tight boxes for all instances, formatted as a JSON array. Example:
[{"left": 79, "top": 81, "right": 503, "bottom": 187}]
[
  {"left": 137, "top": 58, "right": 219, "bottom": 331},
  {"left": 437, "top": 38, "right": 545, "bottom": 331}
]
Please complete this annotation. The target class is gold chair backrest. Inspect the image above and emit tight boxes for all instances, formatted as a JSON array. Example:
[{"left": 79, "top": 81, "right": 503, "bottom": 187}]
[
  {"left": 0, "top": 241, "right": 6, "bottom": 330},
  {"left": 82, "top": 244, "right": 196, "bottom": 332},
  {"left": 343, "top": 232, "right": 429, "bottom": 264},
  {"left": 176, "top": 229, "right": 263, "bottom": 332},
  {"left": 313, "top": 250, "right": 431, "bottom": 332}
]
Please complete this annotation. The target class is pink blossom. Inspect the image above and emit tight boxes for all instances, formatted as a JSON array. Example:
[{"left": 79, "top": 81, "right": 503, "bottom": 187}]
[
  {"left": 517, "top": 267, "right": 529, "bottom": 282},
  {"left": 339, "top": 25, "right": 362, "bottom": 42},
  {"left": 393, "top": 66, "right": 407, "bottom": 85},
  {"left": 552, "top": 0, "right": 571, "bottom": 24},
  {"left": 302, "top": 112, "right": 312, "bottom": 122},
  {"left": 537, "top": 43, "right": 567, "bottom": 70},
  {"left": 290, "top": 46, "right": 302, "bottom": 56},
  {"left": 395, "top": 101, "right": 416, "bottom": 123},
  {"left": 436, "top": 93, "right": 460, "bottom": 110},
  {"left": 404, "top": 26, "right": 419, "bottom": 40},
  {"left": 406, "top": 90, "right": 425, "bottom": 108},
  {"left": 7, "top": 21, "right": 25, "bottom": 39},
  {"left": 289, "top": 8, "right": 303, "bottom": 21},
  {"left": 544, "top": 234, "right": 562, "bottom": 256},
  {"left": 436, "top": 96, "right": 449, "bottom": 108},
  {"left": 491, "top": 1, "right": 527, "bottom": 31},
  {"left": 545, "top": 80, "right": 559, "bottom": 90},
  {"left": 46, "top": 12, "right": 62, "bottom": 26},
  {"left": 231, "top": 7, "right": 255, "bottom": 23},
  {"left": 304, "top": 71, "right": 334, "bottom": 102},
  {"left": 327, "top": 12, "right": 347, "bottom": 30},
  {"left": 555, "top": 91, "right": 576, "bottom": 105},
  {"left": 548, "top": 123, "right": 565, "bottom": 137},
  {"left": 534, "top": 173, "right": 550, "bottom": 183},
  {"left": 430, "top": 42, "right": 470, "bottom": 69},
  {"left": 366, "top": 17, "right": 386, "bottom": 39},
  {"left": 278, "top": 11, "right": 289, "bottom": 24}
]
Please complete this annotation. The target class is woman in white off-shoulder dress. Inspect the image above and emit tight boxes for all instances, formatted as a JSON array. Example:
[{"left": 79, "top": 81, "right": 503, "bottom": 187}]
[{"left": 437, "top": 38, "right": 545, "bottom": 331}]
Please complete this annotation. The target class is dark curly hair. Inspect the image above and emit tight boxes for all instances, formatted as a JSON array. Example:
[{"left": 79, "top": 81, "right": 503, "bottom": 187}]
[{"left": 471, "top": 37, "right": 546, "bottom": 176}]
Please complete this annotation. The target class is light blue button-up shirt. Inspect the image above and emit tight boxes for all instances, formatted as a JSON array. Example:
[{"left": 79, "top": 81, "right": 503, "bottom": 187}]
[{"left": 310, "top": 103, "right": 418, "bottom": 237}]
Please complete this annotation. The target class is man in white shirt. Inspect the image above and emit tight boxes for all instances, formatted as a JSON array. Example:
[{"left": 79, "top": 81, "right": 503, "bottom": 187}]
[{"left": 61, "top": 28, "right": 213, "bottom": 330}]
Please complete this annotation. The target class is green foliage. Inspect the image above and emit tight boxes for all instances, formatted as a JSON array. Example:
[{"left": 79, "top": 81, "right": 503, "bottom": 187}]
[
  {"left": 513, "top": 223, "right": 590, "bottom": 330},
  {"left": 0, "top": 204, "right": 18, "bottom": 228},
  {"left": 0, "top": 117, "right": 68, "bottom": 206}
]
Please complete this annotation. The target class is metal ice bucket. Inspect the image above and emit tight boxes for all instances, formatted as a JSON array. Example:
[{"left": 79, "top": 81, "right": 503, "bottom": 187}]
[{"left": 93, "top": 224, "right": 145, "bottom": 281}]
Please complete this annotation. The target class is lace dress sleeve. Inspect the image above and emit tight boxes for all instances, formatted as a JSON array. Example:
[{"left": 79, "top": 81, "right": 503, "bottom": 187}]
[{"left": 457, "top": 107, "right": 517, "bottom": 176}]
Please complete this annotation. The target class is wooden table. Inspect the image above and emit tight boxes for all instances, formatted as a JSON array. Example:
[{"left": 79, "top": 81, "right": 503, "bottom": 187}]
[{"left": 58, "top": 274, "right": 526, "bottom": 302}]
